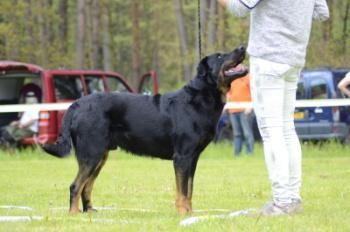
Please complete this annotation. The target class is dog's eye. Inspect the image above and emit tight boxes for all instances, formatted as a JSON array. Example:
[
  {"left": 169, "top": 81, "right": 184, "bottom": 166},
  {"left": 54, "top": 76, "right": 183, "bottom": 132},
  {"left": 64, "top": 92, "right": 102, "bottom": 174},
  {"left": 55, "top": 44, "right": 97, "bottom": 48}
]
[{"left": 217, "top": 55, "right": 222, "bottom": 59}]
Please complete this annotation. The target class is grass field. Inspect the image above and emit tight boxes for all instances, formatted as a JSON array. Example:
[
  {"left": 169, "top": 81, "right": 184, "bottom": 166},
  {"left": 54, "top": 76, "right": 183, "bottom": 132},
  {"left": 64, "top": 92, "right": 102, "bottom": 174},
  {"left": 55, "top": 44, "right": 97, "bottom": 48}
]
[{"left": 0, "top": 141, "right": 349, "bottom": 231}]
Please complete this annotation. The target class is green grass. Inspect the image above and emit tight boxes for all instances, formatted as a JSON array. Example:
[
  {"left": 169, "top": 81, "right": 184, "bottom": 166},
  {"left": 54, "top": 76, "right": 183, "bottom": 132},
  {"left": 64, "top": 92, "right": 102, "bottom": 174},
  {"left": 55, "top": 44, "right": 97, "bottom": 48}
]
[{"left": 0, "top": 141, "right": 350, "bottom": 231}]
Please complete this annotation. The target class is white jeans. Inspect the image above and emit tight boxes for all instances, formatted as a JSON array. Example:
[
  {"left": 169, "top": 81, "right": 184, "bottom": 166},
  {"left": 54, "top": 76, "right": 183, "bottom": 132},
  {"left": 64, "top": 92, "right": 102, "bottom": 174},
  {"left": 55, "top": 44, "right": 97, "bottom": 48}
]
[{"left": 249, "top": 57, "right": 302, "bottom": 205}]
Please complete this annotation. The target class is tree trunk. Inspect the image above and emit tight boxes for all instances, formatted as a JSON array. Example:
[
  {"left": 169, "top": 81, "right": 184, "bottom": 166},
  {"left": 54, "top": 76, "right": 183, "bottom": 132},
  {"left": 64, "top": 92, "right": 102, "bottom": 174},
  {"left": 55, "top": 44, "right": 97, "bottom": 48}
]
[
  {"left": 91, "top": 0, "right": 101, "bottom": 69},
  {"left": 46, "top": 0, "right": 54, "bottom": 44},
  {"left": 342, "top": 0, "right": 350, "bottom": 53},
  {"left": 58, "top": 0, "right": 68, "bottom": 53},
  {"left": 38, "top": 1, "right": 50, "bottom": 66},
  {"left": 131, "top": 0, "right": 141, "bottom": 88},
  {"left": 199, "top": 0, "right": 207, "bottom": 54},
  {"left": 173, "top": 0, "right": 192, "bottom": 82},
  {"left": 7, "top": 0, "right": 19, "bottom": 59},
  {"left": 86, "top": 0, "right": 93, "bottom": 68},
  {"left": 207, "top": 0, "right": 217, "bottom": 52},
  {"left": 322, "top": 0, "right": 333, "bottom": 41},
  {"left": 76, "top": 0, "right": 86, "bottom": 68},
  {"left": 217, "top": 4, "right": 226, "bottom": 51},
  {"left": 25, "top": 0, "right": 35, "bottom": 63},
  {"left": 101, "top": 1, "right": 112, "bottom": 71}
]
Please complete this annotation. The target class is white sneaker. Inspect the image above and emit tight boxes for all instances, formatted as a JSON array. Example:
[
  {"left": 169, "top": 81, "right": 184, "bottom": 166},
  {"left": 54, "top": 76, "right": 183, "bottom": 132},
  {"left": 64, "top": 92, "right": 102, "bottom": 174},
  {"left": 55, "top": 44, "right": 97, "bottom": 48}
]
[
  {"left": 260, "top": 201, "right": 288, "bottom": 216},
  {"left": 260, "top": 200, "right": 303, "bottom": 216},
  {"left": 287, "top": 199, "right": 303, "bottom": 214}
]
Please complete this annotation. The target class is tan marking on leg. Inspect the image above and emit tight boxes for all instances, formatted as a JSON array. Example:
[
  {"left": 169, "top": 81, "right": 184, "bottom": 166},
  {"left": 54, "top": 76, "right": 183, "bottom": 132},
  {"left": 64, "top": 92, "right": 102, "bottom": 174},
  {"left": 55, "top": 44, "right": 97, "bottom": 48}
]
[
  {"left": 81, "top": 152, "right": 109, "bottom": 212},
  {"left": 174, "top": 171, "right": 192, "bottom": 215},
  {"left": 81, "top": 178, "right": 96, "bottom": 212},
  {"left": 69, "top": 165, "right": 93, "bottom": 214},
  {"left": 176, "top": 196, "right": 192, "bottom": 215},
  {"left": 186, "top": 177, "right": 193, "bottom": 211}
]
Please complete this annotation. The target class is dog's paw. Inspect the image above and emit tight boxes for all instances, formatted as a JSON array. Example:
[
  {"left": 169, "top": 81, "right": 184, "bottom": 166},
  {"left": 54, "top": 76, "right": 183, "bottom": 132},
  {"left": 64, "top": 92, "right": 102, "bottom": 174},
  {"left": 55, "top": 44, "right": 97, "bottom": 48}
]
[
  {"left": 176, "top": 197, "right": 192, "bottom": 215},
  {"left": 69, "top": 208, "right": 82, "bottom": 214},
  {"left": 177, "top": 206, "right": 192, "bottom": 215}
]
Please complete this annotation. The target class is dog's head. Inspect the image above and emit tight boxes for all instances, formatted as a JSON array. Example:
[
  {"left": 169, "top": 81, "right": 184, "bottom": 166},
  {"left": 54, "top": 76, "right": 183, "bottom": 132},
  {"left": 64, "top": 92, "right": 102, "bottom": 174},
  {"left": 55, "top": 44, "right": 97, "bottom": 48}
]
[{"left": 197, "top": 45, "right": 248, "bottom": 94}]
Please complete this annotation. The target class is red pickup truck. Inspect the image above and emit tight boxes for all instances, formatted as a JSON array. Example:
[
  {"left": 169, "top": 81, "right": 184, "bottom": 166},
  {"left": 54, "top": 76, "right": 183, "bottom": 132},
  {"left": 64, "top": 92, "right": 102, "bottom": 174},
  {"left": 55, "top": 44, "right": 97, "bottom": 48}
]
[{"left": 0, "top": 61, "right": 158, "bottom": 145}]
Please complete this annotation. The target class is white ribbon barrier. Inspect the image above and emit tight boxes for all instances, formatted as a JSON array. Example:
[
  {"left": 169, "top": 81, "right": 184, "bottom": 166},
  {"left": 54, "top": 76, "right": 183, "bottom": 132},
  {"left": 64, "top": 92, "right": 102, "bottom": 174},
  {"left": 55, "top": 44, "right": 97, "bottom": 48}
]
[
  {"left": 0, "top": 103, "right": 72, "bottom": 113},
  {"left": 1, "top": 99, "right": 350, "bottom": 113},
  {"left": 224, "top": 99, "right": 350, "bottom": 109}
]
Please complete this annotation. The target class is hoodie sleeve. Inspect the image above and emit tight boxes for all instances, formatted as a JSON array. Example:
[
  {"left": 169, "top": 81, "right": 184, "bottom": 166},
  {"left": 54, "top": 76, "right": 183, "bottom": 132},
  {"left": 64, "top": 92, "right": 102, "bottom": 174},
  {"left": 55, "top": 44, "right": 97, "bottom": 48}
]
[{"left": 313, "top": 0, "right": 330, "bottom": 21}]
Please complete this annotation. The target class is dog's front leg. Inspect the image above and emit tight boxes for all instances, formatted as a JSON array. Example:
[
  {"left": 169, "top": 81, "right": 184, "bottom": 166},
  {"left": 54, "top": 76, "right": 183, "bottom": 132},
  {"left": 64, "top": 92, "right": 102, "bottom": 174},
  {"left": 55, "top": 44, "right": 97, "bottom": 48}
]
[
  {"left": 186, "top": 154, "right": 200, "bottom": 205},
  {"left": 173, "top": 153, "right": 197, "bottom": 215}
]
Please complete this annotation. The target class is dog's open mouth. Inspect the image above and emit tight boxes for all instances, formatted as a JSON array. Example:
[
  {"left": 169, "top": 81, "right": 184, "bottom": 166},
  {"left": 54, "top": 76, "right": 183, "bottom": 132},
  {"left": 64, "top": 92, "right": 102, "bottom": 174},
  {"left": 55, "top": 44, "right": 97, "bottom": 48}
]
[
  {"left": 224, "top": 64, "right": 247, "bottom": 77},
  {"left": 223, "top": 63, "right": 248, "bottom": 78}
]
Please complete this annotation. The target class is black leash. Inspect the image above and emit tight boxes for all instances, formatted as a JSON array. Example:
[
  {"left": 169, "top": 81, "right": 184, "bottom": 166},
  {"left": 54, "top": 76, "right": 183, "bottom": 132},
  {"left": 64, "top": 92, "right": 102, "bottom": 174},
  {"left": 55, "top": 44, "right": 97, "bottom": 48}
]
[{"left": 197, "top": 0, "right": 202, "bottom": 60}]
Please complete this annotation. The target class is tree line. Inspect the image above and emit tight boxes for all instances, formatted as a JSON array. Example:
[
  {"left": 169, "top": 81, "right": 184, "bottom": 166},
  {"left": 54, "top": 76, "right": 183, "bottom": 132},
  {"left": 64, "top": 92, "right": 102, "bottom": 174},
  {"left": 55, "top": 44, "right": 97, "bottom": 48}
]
[{"left": 0, "top": 0, "right": 348, "bottom": 91}]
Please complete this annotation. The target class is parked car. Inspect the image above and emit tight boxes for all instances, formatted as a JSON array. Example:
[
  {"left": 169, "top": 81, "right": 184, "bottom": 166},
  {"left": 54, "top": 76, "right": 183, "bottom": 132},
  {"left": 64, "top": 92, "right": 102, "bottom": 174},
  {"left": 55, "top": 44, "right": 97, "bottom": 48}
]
[
  {"left": 0, "top": 61, "right": 159, "bottom": 145},
  {"left": 294, "top": 68, "right": 350, "bottom": 141}
]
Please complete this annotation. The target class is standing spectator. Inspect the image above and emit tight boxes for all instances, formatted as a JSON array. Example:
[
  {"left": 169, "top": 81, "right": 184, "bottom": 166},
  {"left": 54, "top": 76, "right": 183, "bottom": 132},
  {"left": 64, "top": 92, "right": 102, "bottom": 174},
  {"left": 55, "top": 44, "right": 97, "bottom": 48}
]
[
  {"left": 218, "top": 0, "right": 329, "bottom": 216},
  {"left": 337, "top": 72, "right": 350, "bottom": 97},
  {"left": 227, "top": 74, "right": 254, "bottom": 156}
]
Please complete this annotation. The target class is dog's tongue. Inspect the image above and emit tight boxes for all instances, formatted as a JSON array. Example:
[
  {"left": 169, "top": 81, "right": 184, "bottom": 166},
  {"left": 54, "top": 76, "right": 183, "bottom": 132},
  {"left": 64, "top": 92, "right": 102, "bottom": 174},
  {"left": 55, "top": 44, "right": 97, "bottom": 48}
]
[{"left": 225, "top": 64, "right": 245, "bottom": 75}]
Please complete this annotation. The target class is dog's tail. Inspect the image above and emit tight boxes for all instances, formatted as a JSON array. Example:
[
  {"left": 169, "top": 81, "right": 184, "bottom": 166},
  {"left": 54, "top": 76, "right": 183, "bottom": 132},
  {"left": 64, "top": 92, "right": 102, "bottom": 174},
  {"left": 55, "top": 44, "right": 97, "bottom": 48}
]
[{"left": 41, "top": 102, "right": 77, "bottom": 158}]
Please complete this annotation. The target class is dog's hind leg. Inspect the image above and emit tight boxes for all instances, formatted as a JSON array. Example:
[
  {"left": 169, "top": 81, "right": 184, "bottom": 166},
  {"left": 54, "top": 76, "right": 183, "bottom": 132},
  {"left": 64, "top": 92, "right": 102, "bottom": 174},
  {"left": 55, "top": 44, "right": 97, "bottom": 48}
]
[
  {"left": 69, "top": 165, "right": 94, "bottom": 213},
  {"left": 69, "top": 152, "right": 105, "bottom": 214},
  {"left": 81, "top": 151, "right": 109, "bottom": 212}
]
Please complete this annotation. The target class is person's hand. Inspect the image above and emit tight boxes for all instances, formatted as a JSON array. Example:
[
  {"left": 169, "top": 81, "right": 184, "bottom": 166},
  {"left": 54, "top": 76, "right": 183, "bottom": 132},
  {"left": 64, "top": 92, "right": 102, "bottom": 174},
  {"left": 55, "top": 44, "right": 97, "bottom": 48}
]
[
  {"left": 244, "top": 107, "right": 253, "bottom": 115},
  {"left": 217, "top": 0, "right": 229, "bottom": 7},
  {"left": 10, "top": 121, "right": 19, "bottom": 127}
]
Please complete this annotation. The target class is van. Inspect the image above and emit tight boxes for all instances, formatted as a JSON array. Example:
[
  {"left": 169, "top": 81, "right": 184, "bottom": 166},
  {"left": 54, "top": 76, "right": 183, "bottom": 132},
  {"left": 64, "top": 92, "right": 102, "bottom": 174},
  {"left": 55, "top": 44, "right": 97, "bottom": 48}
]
[
  {"left": 0, "top": 61, "right": 158, "bottom": 145},
  {"left": 294, "top": 68, "right": 350, "bottom": 141}
]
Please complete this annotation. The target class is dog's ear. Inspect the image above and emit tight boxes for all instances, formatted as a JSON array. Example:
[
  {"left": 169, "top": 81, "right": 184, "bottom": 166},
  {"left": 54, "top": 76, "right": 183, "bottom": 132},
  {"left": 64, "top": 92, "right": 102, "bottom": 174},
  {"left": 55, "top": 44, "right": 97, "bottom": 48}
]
[
  {"left": 197, "top": 56, "right": 208, "bottom": 78},
  {"left": 197, "top": 56, "right": 217, "bottom": 86}
]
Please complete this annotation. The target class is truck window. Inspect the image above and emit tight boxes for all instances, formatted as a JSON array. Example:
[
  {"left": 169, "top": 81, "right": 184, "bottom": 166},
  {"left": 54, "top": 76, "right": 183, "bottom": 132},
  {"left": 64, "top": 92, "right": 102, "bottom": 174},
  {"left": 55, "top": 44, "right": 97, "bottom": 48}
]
[
  {"left": 105, "top": 76, "right": 130, "bottom": 93},
  {"left": 85, "top": 75, "right": 105, "bottom": 94},
  {"left": 0, "top": 73, "right": 42, "bottom": 104},
  {"left": 310, "top": 79, "right": 328, "bottom": 99},
  {"left": 53, "top": 75, "right": 84, "bottom": 100},
  {"left": 138, "top": 77, "right": 154, "bottom": 95}
]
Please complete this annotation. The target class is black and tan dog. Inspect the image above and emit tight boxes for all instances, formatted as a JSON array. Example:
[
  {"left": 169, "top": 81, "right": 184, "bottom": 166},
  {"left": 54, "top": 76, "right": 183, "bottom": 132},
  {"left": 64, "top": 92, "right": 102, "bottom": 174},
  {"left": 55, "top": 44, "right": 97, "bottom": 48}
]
[{"left": 42, "top": 46, "right": 248, "bottom": 215}]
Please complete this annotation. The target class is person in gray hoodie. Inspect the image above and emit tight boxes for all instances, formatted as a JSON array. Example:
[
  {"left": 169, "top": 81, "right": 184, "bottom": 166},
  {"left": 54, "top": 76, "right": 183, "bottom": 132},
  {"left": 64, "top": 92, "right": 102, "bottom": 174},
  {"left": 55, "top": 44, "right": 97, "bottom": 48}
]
[{"left": 218, "top": 0, "right": 329, "bottom": 216}]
